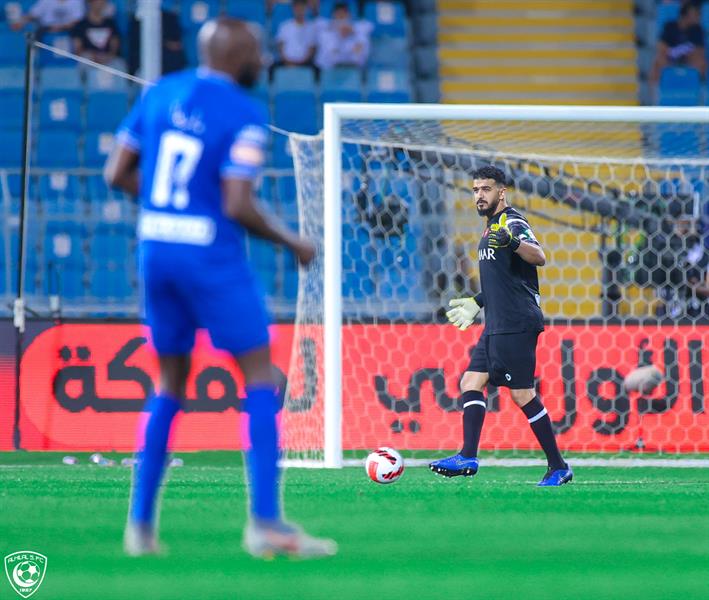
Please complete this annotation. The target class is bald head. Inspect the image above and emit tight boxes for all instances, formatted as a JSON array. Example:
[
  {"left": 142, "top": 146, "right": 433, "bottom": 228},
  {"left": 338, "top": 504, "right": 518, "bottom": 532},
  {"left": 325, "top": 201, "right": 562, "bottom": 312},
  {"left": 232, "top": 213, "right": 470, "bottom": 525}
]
[{"left": 198, "top": 17, "right": 261, "bottom": 87}]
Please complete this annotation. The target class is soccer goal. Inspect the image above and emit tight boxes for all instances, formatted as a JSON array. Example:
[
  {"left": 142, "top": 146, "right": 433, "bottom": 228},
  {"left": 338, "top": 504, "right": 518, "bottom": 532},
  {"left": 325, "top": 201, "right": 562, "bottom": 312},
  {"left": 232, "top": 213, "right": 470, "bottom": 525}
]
[{"left": 282, "top": 104, "right": 709, "bottom": 468}]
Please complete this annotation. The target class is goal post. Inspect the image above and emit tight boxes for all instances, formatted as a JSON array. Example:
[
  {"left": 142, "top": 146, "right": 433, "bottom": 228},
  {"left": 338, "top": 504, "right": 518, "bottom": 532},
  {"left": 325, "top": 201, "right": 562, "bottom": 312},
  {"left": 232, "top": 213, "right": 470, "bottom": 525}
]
[{"left": 284, "top": 103, "right": 709, "bottom": 468}]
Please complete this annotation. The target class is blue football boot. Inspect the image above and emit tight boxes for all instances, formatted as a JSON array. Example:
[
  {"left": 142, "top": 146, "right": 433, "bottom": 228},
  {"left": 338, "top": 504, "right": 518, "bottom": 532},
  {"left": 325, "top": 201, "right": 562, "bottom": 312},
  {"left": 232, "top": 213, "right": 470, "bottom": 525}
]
[
  {"left": 429, "top": 454, "right": 479, "bottom": 477},
  {"left": 537, "top": 464, "right": 573, "bottom": 487}
]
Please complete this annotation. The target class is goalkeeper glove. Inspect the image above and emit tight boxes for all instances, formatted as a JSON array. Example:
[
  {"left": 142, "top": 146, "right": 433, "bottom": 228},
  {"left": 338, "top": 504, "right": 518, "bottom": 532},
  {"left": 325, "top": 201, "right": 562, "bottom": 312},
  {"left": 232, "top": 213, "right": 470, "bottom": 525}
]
[
  {"left": 488, "top": 213, "right": 520, "bottom": 251},
  {"left": 446, "top": 297, "right": 482, "bottom": 331}
]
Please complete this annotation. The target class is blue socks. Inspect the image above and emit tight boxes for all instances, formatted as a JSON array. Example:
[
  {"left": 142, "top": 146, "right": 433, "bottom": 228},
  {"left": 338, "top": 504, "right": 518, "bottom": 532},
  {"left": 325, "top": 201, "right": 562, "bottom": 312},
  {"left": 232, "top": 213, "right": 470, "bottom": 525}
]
[
  {"left": 130, "top": 393, "right": 180, "bottom": 525},
  {"left": 244, "top": 384, "right": 280, "bottom": 522}
]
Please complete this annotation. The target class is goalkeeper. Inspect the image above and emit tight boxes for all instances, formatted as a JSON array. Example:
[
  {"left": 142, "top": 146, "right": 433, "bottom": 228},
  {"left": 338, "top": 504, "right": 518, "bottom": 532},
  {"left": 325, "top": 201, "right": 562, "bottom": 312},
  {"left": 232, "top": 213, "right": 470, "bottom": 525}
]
[{"left": 429, "top": 166, "right": 572, "bottom": 486}]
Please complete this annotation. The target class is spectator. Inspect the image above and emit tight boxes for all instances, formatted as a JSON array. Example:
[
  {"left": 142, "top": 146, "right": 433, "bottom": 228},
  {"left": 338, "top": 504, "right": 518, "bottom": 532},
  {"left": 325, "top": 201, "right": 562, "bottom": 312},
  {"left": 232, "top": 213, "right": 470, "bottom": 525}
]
[
  {"left": 127, "top": 10, "right": 186, "bottom": 76},
  {"left": 11, "top": 0, "right": 84, "bottom": 33},
  {"left": 315, "top": 2, "right": 372, "bottom": 70},
  {"left": 652, "top": 0, "right": 706, "bottom": 82},
  {"left": 71, "top": 0, "right": 123, "bottom": 67},
  {"left": 274, "top": 0, "right": 317, "bottom": 70}
]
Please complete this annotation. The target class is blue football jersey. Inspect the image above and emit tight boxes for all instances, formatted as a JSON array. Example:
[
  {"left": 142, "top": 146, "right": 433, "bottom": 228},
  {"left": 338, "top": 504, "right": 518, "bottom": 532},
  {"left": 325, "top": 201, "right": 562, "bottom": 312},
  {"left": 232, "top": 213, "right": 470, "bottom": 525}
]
[{"left": 116, "top": 68, "right": 268, "bottom": 262}]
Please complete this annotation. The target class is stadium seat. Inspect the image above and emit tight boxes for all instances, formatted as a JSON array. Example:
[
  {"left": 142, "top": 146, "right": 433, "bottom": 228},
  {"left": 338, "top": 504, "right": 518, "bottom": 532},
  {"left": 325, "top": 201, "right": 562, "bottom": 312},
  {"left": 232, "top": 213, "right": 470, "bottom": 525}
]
[
  {"left": 282, "top": 264, "right": 298, "bottom": 301},
  {"left": 90, "top": 263, "right": 134, "bottom": 301},
  {"left": 0, "top": 131, "right": 22, "bottom": 168},
  {"left": 321, "top": 67, "right": 361, "bottom": 93},
  {"left": 0, "top": 89, "right": 24, "bottom": 129},
  {"left": 272, "top": 66, "right": 317, "bottom": 92},
  {"left": 38, "top": 172, "right": 83, "bottom": 215},
  {"left": 86, "top": 174, "right": 133, "bottom": 203},
  {"left": 183, "top": 27, "right": 199, "bottom": 67},
  {"left": 276, "top": 175, "right": 298, "bottom": 220},
  {"left": 226, "top": 0, "right": 266, "bottom": 25},
  {"left": 247, "top": 236, "right": 277, "bottom": 295},
  {"left": 37, "top": 33, "right": 74, "bottom": 66},
  {"left": 658, "top": 126, "right": 700, "bottom": 158},
  {"left": 38, "top": 67, "right": 83, "bottom": 91},
  {"left": 656, "top": 1, "right": 680, "bottom": 33},
  {"left": 272, "top": 134, "right": 293, "bottom": 168},
  {"left": 84, "top": 131, "right": 116, "bottom": 167},
  {"left": 0, "top": 31, "right": 25, "bottom": 65},
  {"left": 366, "top": 67, "right": 410, "bottom": 94},
  {"left": 180, "top": 0, "right": 221, "bottom": 30},
  {"left": 363, "top": 1, "right": 406, "bottom": 38},
  {"left": 90, "top": 224, "right": 135, "bottom": 300},
  {"left": 90, "top": 223, "right": 133, "bottom": 262},
  {"left": 369, "top": 37, "right": 409, "bottom": 68},
  {"left": 36, "top": 130, "right": 80, "bottom": 167},
  {"left": 39, "top": 91, "right": 83, "bottom": 130},
  {"left": 321, "top": 89, "right": 363, "bottom": 103},
  {"left": 43, "top": 221, "right": 86, "bottom": 299},
  {"left": 366, "top": 89, "right": 412, "bottom": 103},
  {"left": 0, "top": 67, "right": 23, "bottom": 89},
  {"left": 273, "top": 91, "right": 318, "bottom": 134},
  {"left": 86, "top": 91, "right": 129, "bottom": 131},
  {"left": 86, "top": 66, "right": 130, "bottom": 90},
  {"left": 658, "top": 67, "right": 701, "bottom": 106}
]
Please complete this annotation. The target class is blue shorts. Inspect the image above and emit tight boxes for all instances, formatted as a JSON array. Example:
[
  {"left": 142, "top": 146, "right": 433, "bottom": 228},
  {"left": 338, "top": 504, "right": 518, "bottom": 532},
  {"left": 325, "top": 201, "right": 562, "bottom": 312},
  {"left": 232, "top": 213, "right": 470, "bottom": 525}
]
[{"left": 141, "top": 248, "right": 270, "bottom": 356}]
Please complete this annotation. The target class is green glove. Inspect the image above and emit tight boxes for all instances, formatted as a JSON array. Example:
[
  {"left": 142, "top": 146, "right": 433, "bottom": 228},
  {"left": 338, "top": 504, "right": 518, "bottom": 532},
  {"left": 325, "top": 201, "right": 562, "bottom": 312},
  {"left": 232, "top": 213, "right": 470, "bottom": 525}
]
[
  {"left": 488, "top": 213, "right": 520, "bottom": 251},
  {"left": 446, "top": 297, "right": 482, "bottom": 331}
]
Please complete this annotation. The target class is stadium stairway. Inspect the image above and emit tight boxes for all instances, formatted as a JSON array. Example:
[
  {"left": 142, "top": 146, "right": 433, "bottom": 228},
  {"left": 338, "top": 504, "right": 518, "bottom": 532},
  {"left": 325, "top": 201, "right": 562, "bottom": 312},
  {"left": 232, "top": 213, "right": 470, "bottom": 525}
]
[{"left": 436, "top": 0, "right": 639, "bottom": 106}]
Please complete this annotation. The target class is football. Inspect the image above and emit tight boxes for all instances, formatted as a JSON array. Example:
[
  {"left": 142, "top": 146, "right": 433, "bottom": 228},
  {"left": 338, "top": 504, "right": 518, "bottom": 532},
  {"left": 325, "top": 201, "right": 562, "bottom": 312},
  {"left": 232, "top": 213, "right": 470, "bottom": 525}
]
[
  {"left": 624, "top": 365, "right": 664, "bottom": 394},
  {"left": 365, "top": 447, "right": 404, "bottom": 484}
]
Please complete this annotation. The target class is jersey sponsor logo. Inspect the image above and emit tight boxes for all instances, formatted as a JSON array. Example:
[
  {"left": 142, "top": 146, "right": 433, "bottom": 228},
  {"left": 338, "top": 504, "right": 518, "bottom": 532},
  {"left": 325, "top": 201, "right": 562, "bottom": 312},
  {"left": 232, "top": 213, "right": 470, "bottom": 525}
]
[
  {"left": 478, "top": 248, "right": 496, "bottom": 261},
  {"left": 138, "top": 210, "right": 216, "bottom": 246}
]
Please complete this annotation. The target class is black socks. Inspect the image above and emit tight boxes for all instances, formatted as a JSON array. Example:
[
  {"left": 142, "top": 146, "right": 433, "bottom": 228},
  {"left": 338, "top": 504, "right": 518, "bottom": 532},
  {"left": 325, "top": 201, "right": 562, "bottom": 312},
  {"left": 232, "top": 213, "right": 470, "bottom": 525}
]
[
  {"left": 521, "top": 396, "right": 565, "bottom": 470},
  {"left": 460, "top": 390, "right": 486, "bottom": 458}
]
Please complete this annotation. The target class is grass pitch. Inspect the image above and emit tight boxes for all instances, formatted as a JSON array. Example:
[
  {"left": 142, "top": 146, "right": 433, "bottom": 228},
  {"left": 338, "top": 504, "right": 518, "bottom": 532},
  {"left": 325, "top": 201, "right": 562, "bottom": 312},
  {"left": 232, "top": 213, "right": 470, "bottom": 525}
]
[{"left": 0, "top": 452, "right": 707, "bottom": 600}]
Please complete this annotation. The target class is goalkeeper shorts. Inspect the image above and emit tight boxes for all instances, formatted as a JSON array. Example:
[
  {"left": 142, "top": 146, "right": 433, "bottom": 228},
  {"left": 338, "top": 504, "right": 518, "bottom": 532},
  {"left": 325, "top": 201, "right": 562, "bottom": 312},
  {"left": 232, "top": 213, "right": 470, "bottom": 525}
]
[{"left": 466, "top": 330, "right": 540, "bottom": 389}]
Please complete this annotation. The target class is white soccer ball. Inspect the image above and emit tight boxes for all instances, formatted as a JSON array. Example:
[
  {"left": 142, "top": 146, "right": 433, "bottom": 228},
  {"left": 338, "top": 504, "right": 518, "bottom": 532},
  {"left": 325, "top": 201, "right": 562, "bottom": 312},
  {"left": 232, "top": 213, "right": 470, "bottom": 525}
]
[{"left": 365, "top": 447, "right": 404, "bottom": 484}]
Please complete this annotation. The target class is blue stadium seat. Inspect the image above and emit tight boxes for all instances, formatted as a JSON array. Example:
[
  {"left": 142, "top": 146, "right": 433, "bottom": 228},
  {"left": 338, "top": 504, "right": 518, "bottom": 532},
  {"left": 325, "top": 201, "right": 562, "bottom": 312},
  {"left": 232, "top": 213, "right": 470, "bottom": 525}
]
[
  {"left": 321, "top": 89, "right": 362, "bottom": 104},
  {"left": 247, "top": 236, "right": 277, "bottom": 295},
  {"left": 37, "top": 33, "right": 74, "bottom": 66},
  {"left": 282, "top": 264, "right": 298, "bottom": 301},
  {"left": 271, "top": 134, "right": 293, "bottom": 168},
  {"left": 270, "top": 3, "right": 294, "bottom": 36},
  {"left": 659, "top": 66, "right": 701, "bottom": 106},
  {"left": 90, "top": 263, "right": 134, "bottom": 301},
  {"left": 184, "top": 27, "right": 199, "bottom": 67},
  {"left": 658, "top": 126, "right": 700, "bottom": 157},
  {"left": 366, "top": 67, "right": 409, "bottom": 92},
  {"left": 0, "top": 89, "right": 24, "bottom": 129},
  {"left": 414, "top": 46, "right": 437, "bottom": 78},
  {"left": 369, "top": 37, "right": 409, "bottom": 68},
  {"left": 272, "top": 66, "right": 317, "bottom": 92},
  {"left": 36, "top": 130, "right": 80, "bottom": 167},
  {"left": 414, "top": 13, "right": 437, "bottom": 46},
  {"left": 0, "top": 31, "right": 25, "bottom": 65},
  {"left": 0, "top": 131, "right": 23, "bottom": 168},
  {"left": 43, "top": 221, "right": 86, "bottom": 298},
  {"left": 38, "top": 67, "right": 83, "bottom": 91},
  {"left": 656, "top": 1, "right": 680, "bottom": 33},
  {"left": 180, "top": 0, "right": 221, "bottom": 30},
  {"left": 226, "top": 0, "right": 266, "bottom": 24},
  {"left": 363, "top": 1, "right": 406, "bottom": 38},
  {"left": 91, "top": 223, "right": 133, "bottom": 262},
  {"left": 84, "top": 131, "right": 116, "bottom": 167},
  {"left": 38, "top": 172, "right": 81, "bottom": 199},
  {"left": 321, "top": 67, "right": 361, "bottom": 93},
  {"left": 39, "top": 91, "right": 83, "bottom": 130},
  {"left": 86, "top": 66, "right": 130, "bottom": 90},
  {"left": 366, "top": 90, "right": 411, "bottom": 103},
  {"left": 86, "top": 91, "right": 129, "bottom": 131},
  {"left": 276, "top": 175, "right": 298, "bottom": 219},
  {"left": 416, "top": 78, "right": 439, "bottom": 103},
  {"left": 273, "top": 91, "right": 318, "bottom": 133},
  {"left": 0, "top": 67, "right": 24, "bottom": 89}
]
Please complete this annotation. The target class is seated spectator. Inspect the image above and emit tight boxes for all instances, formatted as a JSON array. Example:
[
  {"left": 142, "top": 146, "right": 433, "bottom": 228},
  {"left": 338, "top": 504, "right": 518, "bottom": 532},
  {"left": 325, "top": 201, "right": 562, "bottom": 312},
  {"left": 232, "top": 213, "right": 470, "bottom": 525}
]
[
  {"left": 315, "top": 2, "right": 372, "bottom": 70},
  {"left": 274, "top": 0, "right": 317, "bottom": 70},
  {"left": 72, "top": 0, "right": 123, "bottom": 68},
  {"left": 652, "top": 0, "right": 707, "bottom": 82},
  {"left": 11, "top": 0, "right": 85, "bottom": 33},
  {"left": 127, "top": 9, "right": 186, "bottom": 76}
]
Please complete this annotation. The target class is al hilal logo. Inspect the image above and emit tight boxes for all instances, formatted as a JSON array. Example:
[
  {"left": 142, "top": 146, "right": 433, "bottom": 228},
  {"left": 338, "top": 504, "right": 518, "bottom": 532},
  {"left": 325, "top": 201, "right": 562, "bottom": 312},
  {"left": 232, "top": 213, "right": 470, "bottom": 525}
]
[{"left": 4, "top": 551, "right": 47, "bottom": 598}]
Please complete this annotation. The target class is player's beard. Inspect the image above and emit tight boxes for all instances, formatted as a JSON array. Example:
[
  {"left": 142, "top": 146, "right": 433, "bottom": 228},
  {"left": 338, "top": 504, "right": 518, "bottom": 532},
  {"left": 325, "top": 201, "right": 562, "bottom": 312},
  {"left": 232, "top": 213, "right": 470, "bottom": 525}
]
[{"left": 477, "top": 196, "right": 500, "bottom": 218}]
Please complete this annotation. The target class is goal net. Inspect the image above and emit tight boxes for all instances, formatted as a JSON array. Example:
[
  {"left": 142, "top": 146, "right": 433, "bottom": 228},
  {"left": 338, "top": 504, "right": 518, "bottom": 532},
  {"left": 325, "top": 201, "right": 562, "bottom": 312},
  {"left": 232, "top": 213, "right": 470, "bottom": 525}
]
[{"left": 283, "top": 105, "right": 709, "bottom": 466}]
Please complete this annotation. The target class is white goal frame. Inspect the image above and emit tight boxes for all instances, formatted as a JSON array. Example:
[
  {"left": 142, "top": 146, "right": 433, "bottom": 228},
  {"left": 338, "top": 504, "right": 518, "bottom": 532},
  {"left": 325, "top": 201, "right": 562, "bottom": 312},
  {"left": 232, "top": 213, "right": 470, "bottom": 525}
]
[{"left": 321, "top": 103, "right": 709, "bottom": 469}]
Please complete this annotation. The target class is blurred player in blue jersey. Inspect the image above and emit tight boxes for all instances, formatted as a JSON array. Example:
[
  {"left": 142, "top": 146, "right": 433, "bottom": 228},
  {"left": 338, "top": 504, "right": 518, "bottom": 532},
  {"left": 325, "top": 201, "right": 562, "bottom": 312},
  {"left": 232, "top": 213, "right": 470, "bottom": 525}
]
[{"left": 104, "top": 17, "right": 336, "bottom": 558}]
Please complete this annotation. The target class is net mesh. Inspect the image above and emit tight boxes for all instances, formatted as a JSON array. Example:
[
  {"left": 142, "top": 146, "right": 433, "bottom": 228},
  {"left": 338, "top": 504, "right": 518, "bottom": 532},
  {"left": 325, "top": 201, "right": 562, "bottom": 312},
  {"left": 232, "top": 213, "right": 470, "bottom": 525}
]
[{"left": 283, "top": 115, "right": 709, "bottom": 463}]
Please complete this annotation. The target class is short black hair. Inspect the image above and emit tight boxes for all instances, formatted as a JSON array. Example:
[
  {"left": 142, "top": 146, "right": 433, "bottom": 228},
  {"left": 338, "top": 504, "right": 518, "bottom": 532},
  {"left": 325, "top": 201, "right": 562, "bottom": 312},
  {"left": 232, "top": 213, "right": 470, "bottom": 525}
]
[
  {"left": 292, "top": 0, "right": 308, "bottom": 6},
  {"left": 472, "top": 165, "right": 507, "bottom": 185},
  {"left": 681, "top": 1, "right": 699, "bottom": 17},
  {"left": 333, "top": 2, "right": 350, "bottom": 14}
]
